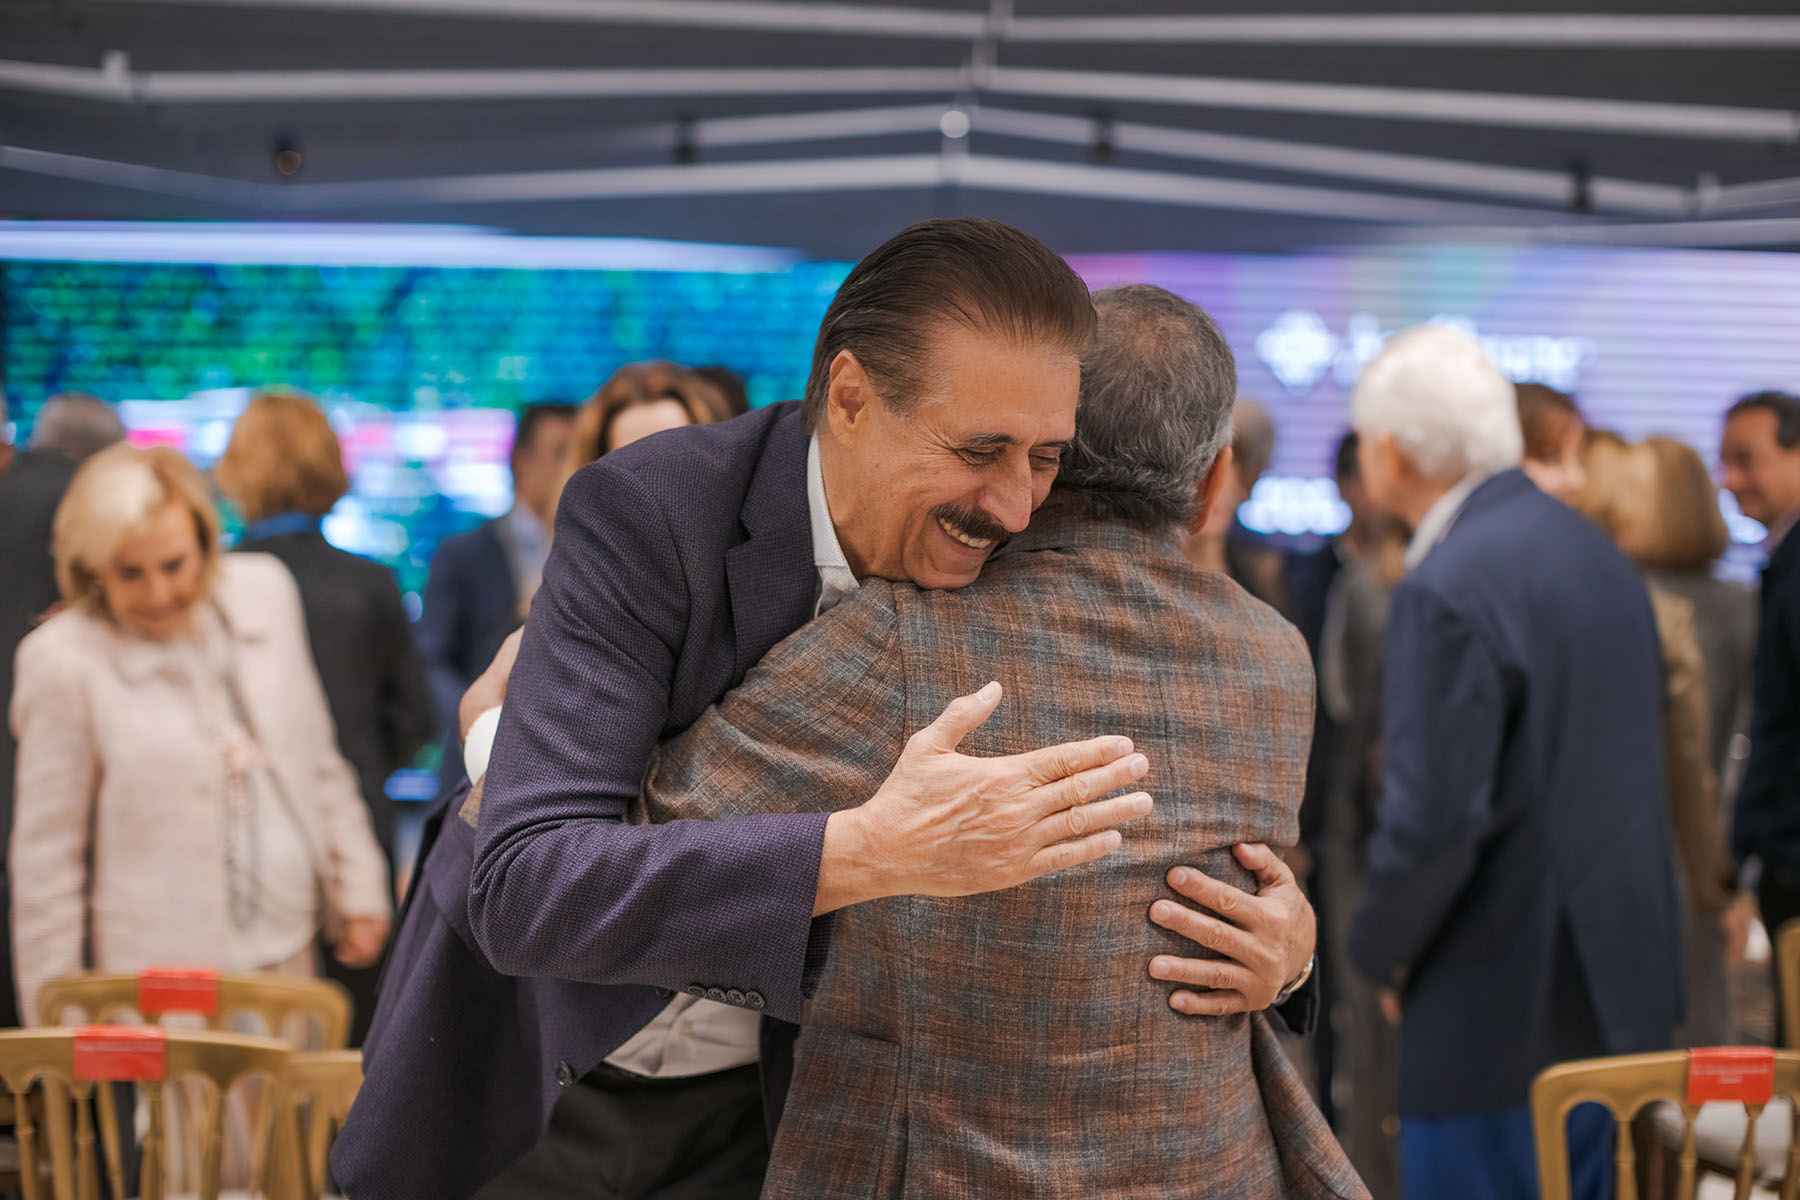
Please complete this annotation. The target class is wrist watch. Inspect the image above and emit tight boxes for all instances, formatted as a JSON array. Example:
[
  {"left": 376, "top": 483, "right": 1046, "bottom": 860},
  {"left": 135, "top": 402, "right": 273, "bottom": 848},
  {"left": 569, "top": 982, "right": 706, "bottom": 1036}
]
[{"left": 1273, "top": 954, "right": 1316, "bottom": 1006}]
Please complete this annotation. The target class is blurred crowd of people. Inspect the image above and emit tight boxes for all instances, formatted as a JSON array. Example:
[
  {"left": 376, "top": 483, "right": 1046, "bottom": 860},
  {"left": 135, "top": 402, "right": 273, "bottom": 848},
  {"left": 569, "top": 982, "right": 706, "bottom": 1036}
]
[
  {"left": 0, "top": 363, "right": 748, "bottom": 1037},
  {"left": 0, "top": 242, "right": 1797, "bottom": 1199}
]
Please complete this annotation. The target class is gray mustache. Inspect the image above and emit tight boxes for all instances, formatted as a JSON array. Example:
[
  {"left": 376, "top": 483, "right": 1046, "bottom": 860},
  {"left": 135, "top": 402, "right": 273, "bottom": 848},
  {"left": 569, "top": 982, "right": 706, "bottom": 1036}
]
[{"left": 931, "top": 503, "right": 1007, "bottom": 545}]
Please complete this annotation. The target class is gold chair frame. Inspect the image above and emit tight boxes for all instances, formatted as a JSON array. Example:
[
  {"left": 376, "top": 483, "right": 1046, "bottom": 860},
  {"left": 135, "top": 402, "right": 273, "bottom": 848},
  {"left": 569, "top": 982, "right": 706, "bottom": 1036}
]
[
  {"left": 272, "top": 1051, "right": 362, "bottom": 1200},
  {"left": 37, "top": 973, "right": 353, "bottom": 1051},
  {"left": 1533, "top": 1050, "right": 1800, "bottom": 1200},
  {"left": 0, "top": 1027, "right": 292, "bottom": 1200},
  {"left": 1778, "top": 920, "right": 1800, "bottom": 1052}
]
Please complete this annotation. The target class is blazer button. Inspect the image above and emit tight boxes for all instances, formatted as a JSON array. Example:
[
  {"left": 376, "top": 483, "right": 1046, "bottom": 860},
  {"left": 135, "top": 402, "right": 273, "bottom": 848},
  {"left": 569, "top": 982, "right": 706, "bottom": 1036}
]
[
  {"left": 725, "top": 989, "right": 747, "bottom": 1007},
  {"left": 705, "top": 987, "right": 729, "bottom": 1003},
  {"left": 745, "top": 991, "right": 766, "bottom": 1011},
  {"left": 684, "top": 984, "right": 707, "bottom": 999},
  {"left": 554, "top": 1061, "right": 575, "bottom": 1088}
]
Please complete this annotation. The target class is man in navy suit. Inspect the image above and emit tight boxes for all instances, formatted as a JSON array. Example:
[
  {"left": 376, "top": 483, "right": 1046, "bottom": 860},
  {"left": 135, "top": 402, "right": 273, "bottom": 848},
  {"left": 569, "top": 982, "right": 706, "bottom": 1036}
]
[
  {"left": 338, "top": 219, "right": 1321, "bottom": 1199},
  {"left": 417, "top": 402, "right": 575, "bottom": 791},
  {"left": 1346, "top": 327, "right": 1681, "bottom": 1200}
]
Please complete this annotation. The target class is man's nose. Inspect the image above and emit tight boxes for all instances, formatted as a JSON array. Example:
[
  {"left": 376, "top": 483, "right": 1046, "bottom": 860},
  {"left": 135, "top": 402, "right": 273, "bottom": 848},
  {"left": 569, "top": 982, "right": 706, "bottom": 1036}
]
[{"left": 983, "top": 460, "right": 1036, "bottom": 533}]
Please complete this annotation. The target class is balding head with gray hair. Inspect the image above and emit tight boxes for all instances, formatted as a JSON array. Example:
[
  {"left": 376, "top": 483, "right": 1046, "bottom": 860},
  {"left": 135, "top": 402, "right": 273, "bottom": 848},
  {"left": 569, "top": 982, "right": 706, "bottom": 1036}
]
[
  {"left": 1351, "top": 325, "right": 1522, "bottom": 483},
  {"left": 1052, "top": 284, "right": 1237, "bottom": 531},
  {"left": 29, "top": 392, "right": 125, "bottom": 462}
]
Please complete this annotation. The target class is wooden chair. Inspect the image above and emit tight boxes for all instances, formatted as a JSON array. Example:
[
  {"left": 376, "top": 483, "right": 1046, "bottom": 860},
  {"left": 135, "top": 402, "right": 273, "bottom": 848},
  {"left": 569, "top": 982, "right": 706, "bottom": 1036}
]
[
  {"left": 1778, "top": 920, "right": 1800, "bottom": 1050},
  {"left": 271, "top": 1051, "right": 362, "bottom": 1200},
  {"left": 1532, "top": 1049, "right": 1800, "bottom": 1200},
  {"left": 0, "top": 1027, "right": 292, "bottom": 1200},
  {"left": 37, "top": 971, "right": 353, "bottom": 1051}
]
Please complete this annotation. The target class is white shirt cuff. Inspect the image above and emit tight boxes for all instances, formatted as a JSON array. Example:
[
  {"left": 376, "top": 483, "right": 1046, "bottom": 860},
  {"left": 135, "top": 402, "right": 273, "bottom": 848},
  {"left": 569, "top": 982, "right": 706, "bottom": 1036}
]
[{"left": 463, "top": 705, "right": 503, "bottom": 782}]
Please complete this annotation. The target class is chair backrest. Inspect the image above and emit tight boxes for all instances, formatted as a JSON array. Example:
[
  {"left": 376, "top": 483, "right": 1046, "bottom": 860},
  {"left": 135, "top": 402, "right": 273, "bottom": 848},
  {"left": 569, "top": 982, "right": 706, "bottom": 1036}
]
[
  {"left": 1532, "top": 1049, "right": 1800, "bottom": 1200},
  {"left": 0, "top": 1027, "right": 292, "bottom": 1200},
  {"left": 1778, "top": 920, "right": 1800, "bottom": 1050},
  {"left": 36, "top": 972, "right": 352, "bottom": 1050},
  {"left": 273, "top": 1051, "right": 362, "bottom": 1200}
]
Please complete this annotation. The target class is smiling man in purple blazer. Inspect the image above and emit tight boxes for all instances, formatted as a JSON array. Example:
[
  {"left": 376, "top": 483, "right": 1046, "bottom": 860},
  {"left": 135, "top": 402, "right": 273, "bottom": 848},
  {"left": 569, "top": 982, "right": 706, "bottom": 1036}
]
[{"left": 337, "top": 218, "right": 1319, "bottom": 1200}]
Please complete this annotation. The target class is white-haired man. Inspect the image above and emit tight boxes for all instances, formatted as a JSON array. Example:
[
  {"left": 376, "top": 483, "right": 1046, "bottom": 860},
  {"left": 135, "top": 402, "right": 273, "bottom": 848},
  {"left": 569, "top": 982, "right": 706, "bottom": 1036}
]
[{"left": 1345, "top": 327, "right": 1681, "bottom": 1200}]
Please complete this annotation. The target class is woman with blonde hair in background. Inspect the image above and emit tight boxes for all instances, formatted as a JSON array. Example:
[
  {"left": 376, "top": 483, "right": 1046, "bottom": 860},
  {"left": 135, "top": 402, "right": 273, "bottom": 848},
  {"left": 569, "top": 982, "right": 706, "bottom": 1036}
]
[
  {"left": 217, "top": 388, "right": 433, "bottom": 1042},
  {"left": 1580, "top": 433, "right": 1753, "bottom": 1045},
  {"left": 10, "top": 443, "right": 392, "bottom": 1023}
]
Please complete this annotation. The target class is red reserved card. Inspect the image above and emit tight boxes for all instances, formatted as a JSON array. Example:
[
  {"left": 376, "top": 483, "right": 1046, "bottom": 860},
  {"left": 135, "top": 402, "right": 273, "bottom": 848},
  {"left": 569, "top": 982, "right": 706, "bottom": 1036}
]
[
  {"left": 72, "top": 1026, "right": 167, "bottom": 1082},
  {"left": 137, "top": 967, "right": 219, "bottom": 1017},
  {"left": 1687, "top": 1047, "right": 1775, "bottom": 1106}
]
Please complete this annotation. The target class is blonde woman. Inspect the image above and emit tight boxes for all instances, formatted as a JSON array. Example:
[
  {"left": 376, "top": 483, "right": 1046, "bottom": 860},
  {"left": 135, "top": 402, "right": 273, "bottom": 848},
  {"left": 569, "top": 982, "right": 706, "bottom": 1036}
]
[
  {"left": 9, "top": 444, "right": 391, "bottom": 1024},
  {"left": 1580, "top": 435, "right": 1751, "bottom": 1045}
]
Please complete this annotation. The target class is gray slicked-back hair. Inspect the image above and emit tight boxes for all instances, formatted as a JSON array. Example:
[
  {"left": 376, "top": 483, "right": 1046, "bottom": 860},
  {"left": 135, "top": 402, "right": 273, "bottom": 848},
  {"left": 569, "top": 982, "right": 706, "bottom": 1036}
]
[
  {"left": 1053, "top": 284, "right": 1237, "bottom": 530},
  {"left": 29, "top": 392, "right": 125, "bottom": 461}
]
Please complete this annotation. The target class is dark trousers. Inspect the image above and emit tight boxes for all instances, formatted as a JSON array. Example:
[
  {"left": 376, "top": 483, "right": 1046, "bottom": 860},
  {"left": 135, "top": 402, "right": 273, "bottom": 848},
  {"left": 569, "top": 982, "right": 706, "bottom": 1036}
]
[
  {"left": 473, "top": 1063, "right": 768, "bottom": 1200},
  {"left": 1759, "top": 864, "right": 1800, "bottom": 1046}
]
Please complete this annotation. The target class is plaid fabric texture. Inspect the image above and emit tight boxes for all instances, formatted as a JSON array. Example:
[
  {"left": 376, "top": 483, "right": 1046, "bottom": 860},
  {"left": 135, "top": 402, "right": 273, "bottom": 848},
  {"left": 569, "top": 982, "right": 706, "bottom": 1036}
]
[{"left": 640, "top": 509, "right": 1368, "bottom": 1199}]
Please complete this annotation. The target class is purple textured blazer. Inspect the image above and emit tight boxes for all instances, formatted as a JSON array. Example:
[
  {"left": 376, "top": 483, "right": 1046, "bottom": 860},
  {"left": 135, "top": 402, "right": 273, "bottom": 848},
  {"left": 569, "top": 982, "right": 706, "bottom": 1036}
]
[{"left": 336, "top": 402, "right": 830, "bottom": 1198}]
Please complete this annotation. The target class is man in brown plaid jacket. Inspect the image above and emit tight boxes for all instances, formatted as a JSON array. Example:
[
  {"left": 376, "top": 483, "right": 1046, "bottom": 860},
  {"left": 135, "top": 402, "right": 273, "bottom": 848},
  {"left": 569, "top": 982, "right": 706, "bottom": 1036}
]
[{"left": 638, "top": 285, "right": 1368, "bottom": 1198}]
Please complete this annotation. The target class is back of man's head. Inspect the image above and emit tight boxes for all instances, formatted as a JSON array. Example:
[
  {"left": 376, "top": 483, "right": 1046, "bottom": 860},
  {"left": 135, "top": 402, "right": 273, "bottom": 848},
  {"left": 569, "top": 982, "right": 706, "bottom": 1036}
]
[
  {"left": 28, "top": 392, "right": 125, "bottom": 462},
  {"left": 801, "top": 218, "right": 1096, "bottom": 432},
  {"left": 1052, "top": 284, "right": 1237, "bottom": 531},
  {"left": 1351, "top": 325, "right": 1522, "bottom": 483}
]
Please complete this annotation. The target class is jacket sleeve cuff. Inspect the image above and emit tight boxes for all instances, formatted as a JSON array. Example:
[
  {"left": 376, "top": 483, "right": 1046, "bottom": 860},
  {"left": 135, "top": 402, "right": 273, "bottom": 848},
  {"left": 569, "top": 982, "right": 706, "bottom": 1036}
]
[{"left": 1267, "top": 967, "right": 1321, "bottom": 1036}]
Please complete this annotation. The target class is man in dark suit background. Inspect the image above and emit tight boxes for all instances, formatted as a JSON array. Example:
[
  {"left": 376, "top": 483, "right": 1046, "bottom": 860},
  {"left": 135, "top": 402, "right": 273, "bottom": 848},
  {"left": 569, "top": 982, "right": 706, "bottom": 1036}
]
[
  {"left": 0, "top": 392, "right": 123, "bottom": 1028},
  {"left": 417, "top": 401, "right": 574, "bottom": 791},
  {"left": 1723, "top": 390, "right": 1800, "bottom": 1037},
  {"left": 338, "top": 219, "right": 1320, "bottom": 1200},
  {"left": 1346, "top": 326, "right": 1681, "bottom": 1200}
]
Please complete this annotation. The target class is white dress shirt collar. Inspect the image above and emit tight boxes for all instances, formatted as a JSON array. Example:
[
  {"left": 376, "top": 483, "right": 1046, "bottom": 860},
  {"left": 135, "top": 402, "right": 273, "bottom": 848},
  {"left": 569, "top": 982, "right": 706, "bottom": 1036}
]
[
  {"left": 808, "top": 435, "right": 859, "bottom": 616},
  {"left": 1404, "top": 470, "right": 1493, "bottom": 570}
]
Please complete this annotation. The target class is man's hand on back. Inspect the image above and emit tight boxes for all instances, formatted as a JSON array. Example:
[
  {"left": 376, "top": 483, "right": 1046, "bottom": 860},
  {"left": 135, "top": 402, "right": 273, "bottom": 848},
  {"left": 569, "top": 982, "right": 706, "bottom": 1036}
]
[
  {"left": 814, "top": 681, "right": 1153, "bottom": 916},
  {"left": 1146, "top": 842, "right": 1317, "bottom": 1015}
]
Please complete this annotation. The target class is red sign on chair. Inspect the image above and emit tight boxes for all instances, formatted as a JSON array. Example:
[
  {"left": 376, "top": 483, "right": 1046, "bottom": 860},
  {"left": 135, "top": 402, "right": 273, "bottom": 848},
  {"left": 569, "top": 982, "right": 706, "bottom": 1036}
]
[
  {"left": 138, "top": 967, "right": 220, "bottom": 1017},
  {"left": 1687, "top": 1047, "right": 1776, "bottom": 1106},
  {"left": 73, "top": 1026, "right": 167, "bottom": 1082}
]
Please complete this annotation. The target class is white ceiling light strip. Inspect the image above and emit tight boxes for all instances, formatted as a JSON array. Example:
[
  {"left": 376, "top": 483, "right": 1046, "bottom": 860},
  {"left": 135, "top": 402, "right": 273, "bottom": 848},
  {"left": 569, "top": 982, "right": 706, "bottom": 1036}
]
[
  {"left": 1005, "top": 14, "right": 1800, "bottom": 48},
  {"left": 87, "top": 0, "right": 1800, "bottom": 48},
  {"left": 984, "top": 68, "right": 1800, "bottom": 143},
  {"left": 2, "top": 56, "right": 1790, "bottom": 146}
]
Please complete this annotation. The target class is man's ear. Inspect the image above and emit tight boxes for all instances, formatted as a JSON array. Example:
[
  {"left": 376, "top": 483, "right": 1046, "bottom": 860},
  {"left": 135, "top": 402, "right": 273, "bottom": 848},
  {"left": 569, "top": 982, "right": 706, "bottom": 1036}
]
[
  {"left": 824, "top": 351, "right": 875, "bottom": 442},
  {"left": 1187, "top": 445, "right": 1237, "bottom": 536}
]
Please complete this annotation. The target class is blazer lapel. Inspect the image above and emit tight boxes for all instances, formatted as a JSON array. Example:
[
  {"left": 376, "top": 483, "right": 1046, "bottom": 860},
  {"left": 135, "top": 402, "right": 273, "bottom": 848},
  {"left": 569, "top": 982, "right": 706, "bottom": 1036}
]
[{"left": 724, "top": 407, "right": 818, "bottom": 681}]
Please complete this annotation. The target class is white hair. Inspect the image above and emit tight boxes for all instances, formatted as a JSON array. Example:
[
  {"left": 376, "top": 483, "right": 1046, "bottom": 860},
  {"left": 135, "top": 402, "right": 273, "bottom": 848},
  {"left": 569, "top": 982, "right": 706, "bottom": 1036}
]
[{"left": 1351, "top": 325, "right": 1523, "bottom": 482}]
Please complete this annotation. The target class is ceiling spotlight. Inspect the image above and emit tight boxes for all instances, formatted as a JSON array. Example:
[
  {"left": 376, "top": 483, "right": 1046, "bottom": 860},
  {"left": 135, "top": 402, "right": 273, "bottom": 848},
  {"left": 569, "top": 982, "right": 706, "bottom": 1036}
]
[
  {"left": 939, "top": 109, "right": 971, "bottom": 140},
  {"left": 272, "top": 134, "right": 303, "bottom": 178}
]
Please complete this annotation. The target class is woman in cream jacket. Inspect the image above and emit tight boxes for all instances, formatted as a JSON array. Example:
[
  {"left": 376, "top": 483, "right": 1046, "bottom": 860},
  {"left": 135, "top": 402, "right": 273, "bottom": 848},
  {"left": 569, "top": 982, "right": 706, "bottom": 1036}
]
[{"left": 10, "top": 443, "right": 391, "bottom": 1023}]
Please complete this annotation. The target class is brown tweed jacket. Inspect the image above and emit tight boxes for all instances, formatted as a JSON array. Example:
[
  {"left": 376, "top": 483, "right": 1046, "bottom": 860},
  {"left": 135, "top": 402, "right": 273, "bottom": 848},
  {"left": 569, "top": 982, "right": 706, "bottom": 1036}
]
[{"left": 638, "top": 507, "right": 1368, "bottom": 1200}]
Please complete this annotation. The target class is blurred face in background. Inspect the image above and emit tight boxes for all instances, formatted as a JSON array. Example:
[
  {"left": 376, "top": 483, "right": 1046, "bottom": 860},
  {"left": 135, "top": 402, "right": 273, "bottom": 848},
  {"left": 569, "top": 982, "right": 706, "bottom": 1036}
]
[
  {"left": 821, "top": 321, "right": 1079, "bottom": 590},
  {"left": 1355, "top": 432, "right": 1410, "bottom": 520},
  {"left": 512, "top": 413, "right": 575, "bottom": 526},
  {"left": 1522, "top": 427, "right": 1587, "bottom": 507},
  {"left": 1722, "top": 408, "right": 1800, "bottom": 529},
  {"left": 99, "top": 500, "right": 207, "bottom": 641},
  {"left": 607, "top": 398, "right": 693, "bottom": 452}
]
